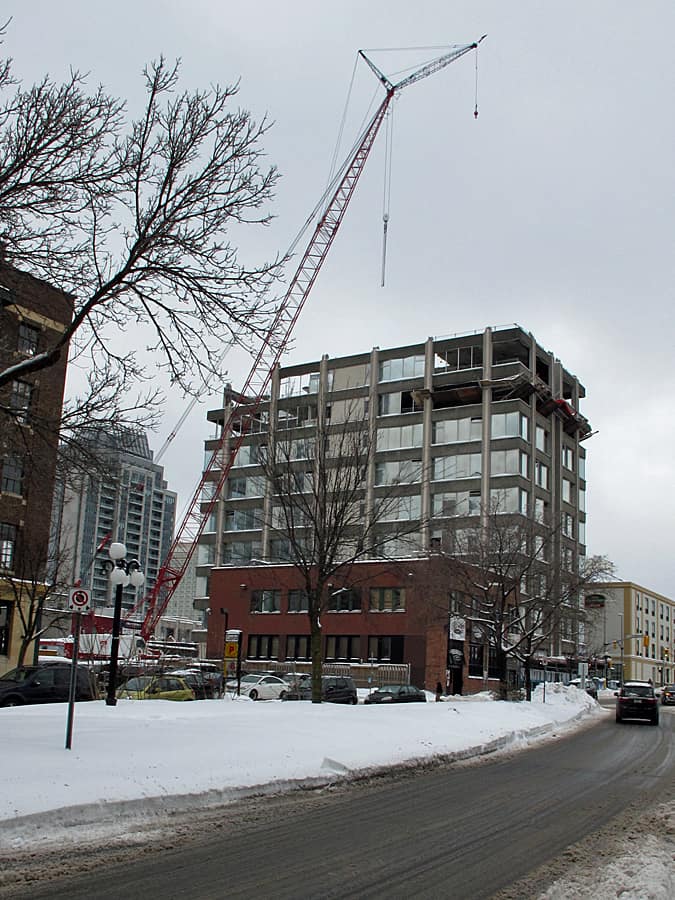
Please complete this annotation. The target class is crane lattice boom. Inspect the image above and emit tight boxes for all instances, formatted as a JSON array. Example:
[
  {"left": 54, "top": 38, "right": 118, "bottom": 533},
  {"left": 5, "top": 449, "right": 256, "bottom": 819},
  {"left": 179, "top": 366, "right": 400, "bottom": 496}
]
[{"left": 136, "top": 39, "right": 484, "bottom": 640}]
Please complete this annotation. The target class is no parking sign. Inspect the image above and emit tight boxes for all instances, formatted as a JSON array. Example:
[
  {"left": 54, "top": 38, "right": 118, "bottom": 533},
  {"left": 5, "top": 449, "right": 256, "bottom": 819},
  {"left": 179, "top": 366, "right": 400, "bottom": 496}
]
[{"left": 68, "top": 587, "right": 91, "bottom": 612}]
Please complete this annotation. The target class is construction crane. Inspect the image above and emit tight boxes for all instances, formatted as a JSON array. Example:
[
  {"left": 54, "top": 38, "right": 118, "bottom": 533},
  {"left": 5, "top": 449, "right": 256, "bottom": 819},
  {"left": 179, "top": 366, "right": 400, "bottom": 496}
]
[{"left": 137, "top": 38, "right": 486, "bottom": 641}]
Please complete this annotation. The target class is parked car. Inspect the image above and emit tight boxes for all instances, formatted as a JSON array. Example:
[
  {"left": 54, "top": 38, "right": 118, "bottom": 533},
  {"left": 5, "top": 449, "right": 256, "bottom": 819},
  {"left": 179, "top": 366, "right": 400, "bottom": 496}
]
[
  {"left": 237, "top": 674, "right": 288, "bottom": 701},
  {"left": 169, "top": 669, "right": 215, "bottom": 699},
  {"left": 569, "top": 678, "right": 598, "bottom": 700},
  {"left": 364, "top": 684, "right": 427, "bottom": 704},
  {"left": 283, "top": 675, "right": 357, "bottom": 705},
  {"left": 615, "top": 681, "right": 659, "bottom": 725},
  {"left": 116, "top": 674, "right": 195, "bottom": 701},
  {"left": 0, "top": 662, "right": 98, "bottom": 707},
  {"left": 660, "top": 684, "right": 675, "bottom": 706}
]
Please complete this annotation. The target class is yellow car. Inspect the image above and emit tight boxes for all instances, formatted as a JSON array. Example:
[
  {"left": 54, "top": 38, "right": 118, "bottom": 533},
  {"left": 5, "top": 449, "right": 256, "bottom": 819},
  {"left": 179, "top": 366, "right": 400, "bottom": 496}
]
[{"left": 116, "top": 674, "right": 195, "bottom": 701}]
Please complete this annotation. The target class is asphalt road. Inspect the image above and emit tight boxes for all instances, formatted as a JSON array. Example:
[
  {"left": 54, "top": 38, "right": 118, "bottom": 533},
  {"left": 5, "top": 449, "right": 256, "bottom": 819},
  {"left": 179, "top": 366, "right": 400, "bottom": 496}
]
[{"left": 10, "top": 708, "right": 675, "bottom": 900}]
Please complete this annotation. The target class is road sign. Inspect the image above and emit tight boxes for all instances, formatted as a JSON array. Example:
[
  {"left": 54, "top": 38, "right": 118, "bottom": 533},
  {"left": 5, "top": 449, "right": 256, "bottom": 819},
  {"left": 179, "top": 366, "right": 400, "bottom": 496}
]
[{"left": 68, "top": 587, "right": 91, "bottom": 612}]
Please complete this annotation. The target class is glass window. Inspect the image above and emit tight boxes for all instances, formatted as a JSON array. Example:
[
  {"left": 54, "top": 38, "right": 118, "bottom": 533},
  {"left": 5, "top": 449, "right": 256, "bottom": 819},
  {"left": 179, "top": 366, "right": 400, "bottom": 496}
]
[
  {"left": 287, "top": 590, "right": 309, "bottom": 613},
  {"left": 433, "top": 491, "right": 466, "bottom": 517},
  {"left": 491, "top": 449, "right": 527, "bottom": 477},
  {"left": 325, "top": 635, "right": 360, "bottom": 661},
  {"left": 379, "top": 494, "right": 421, "bottom": 522},
  {"left": 378, "top": 392, "right": 402, "bottom": 416},
  {"left": 376, "top": 423, "right": 423, "bottom": 451},
  {"left": 1, "top": 456, "right": 23, "bottom": 495},
  {"left": 224, "top": 508, "right": 260, "bottom": 531},
  {"left": 562, "top": 445, "right": 575, "bottom": 470},
  {"left": 534, "top": 460, "right": 549, "bottom": 490},
  {"left": 578, "top": 453, "right": 586, "bottom": 480},
  {"left": 0, "top": 523, "right": 17, "bottom": 569},
  {"left": 490, "top": 487, "right": 528, "bottom": 515},
  {"left": 562, "top": 512, "right": 575, "bottom": 538},
  {"left": 197, "top": 543, "right": 215, "bottom": 565},
  {"left": 534, "top": 497, "right": 549, "bottom": 524},
  {"left": 433, "top": 453, "right": 481, "bottom": 481},
  {"left": 562, "top": 478, "right": 573, "bottom": 504},
  {"left": 436, "top": 344, "right": 483, "bottom": 371},
  {"left": 222, "top": 540, "right": 261, "bottom": 564},
  {"left": 369, "top": 587, "right": 406, "bottom": 612},
  {"left": 247, "top": 634, "right": 279, "bottom": 659},
  {"left": 432, "top": 416, "right": 481, "bottom": 445},
  {"left": 375, "top": 459, "right": 421, "bottom": 486},
  {"left": 378, "top": 355, "right": 425, "bottom": 382},
  {"left": 578, "top": 520, "right": 586, "bottom": 545},
  {"left": 491, "top": 410, "right": 528, "bottom": 440},
  {"left": 0, "top": 600, "right": 11, "bottom": 654},
  {"left": 327, "top": 588, "right": 361, "bottom": 612},
  {"left": 10, "top": 381, "right": 32, "bottom": 424},
  {"left": 535, "top": 425, "right": 549, "bottom": 453},
  {"left": 17, "top": 323, "right": 39, "bottom": 355},
  {"left": 250, "top": 590, "right": 281, "bottom": 613},
  {"left": 286, "top": 635, "right": 310, "bottom": 659}
]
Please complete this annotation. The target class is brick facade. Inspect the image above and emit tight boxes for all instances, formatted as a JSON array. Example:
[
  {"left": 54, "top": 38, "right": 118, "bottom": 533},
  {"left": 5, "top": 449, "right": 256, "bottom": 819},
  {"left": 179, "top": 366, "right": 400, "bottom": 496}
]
[
  {"left": 0, "top": 264, "right": 73, "bottom": 672},
  {"left": 206, "top": 558, "right": 491, "bottom": 694}
]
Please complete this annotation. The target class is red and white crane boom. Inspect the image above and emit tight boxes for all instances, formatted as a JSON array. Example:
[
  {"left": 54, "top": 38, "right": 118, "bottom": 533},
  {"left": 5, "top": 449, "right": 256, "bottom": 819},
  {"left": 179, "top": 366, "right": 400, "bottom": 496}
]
[{"left": 138, "top": 38, "right": 485, "bottom": 640}]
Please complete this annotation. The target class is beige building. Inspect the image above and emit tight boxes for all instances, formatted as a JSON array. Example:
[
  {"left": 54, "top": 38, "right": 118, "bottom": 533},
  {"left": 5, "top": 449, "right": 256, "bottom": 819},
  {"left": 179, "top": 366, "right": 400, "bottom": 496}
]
[{"left": 585, "top": 582, "right": 674, "bottom": 685}]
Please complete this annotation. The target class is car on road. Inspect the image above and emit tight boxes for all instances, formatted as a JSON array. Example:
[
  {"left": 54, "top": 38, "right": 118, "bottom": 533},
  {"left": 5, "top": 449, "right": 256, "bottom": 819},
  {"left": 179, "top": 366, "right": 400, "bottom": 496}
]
[
  {"left": 660, "top": 684, "right": 675, "bottom": 706},
  {"left": 116, "top": 674, "right": 196, "bottom": 701},
  {"left": 615, "top": 681, "right": 659, "bottom": 725},
  {"left": 236, "top": 674, "right": 288, "bottom": 700},
  {"left": 364, "top": 684, "right": 427, "bottom": 704},
  {"left": 569, "top": 678, "right": 598, "bottom": 700},
  {"left": 282, "top": 674, "right": 358, "bottom": 704},
  {"left": 0, "top": 662, "right": 99, "bottom": 707}
]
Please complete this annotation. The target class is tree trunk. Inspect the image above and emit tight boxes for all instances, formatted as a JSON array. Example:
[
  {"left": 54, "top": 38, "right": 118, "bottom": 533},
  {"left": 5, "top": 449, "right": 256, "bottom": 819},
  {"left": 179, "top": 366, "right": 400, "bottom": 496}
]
[
  {"left": 309, "top": 607, "right": 322, "bottom": 704},
  {"left": 524, "top": 658, "right": 532, "bottom": 701},
  {"left": 497, "top": 646, "right": 509, "bottom": 700}
]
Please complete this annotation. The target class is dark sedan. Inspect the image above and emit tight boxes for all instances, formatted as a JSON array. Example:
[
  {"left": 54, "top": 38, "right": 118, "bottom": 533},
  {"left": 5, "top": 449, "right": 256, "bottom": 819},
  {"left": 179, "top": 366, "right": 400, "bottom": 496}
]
[
  {"left": 661, "top": 684, "right": 675, "bottom": 706},
  {"left": 364, "top": 684, "right": 427, "bottom": 705},
  {"left": 615, "top": 681, "right": 659, "bottom": 725}
]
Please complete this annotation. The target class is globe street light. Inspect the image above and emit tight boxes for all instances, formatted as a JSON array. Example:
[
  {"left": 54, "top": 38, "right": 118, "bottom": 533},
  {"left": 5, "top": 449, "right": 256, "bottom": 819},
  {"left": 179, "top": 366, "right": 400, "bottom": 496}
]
[{"left": 105, "top": 542, "right": 144, "bottom": 707}]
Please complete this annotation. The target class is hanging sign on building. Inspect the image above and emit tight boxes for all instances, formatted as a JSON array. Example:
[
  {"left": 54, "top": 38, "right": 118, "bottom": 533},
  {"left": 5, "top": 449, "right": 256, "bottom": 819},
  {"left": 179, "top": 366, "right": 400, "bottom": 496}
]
[
  {"left": 584, "top": 594, "right": 606, "bottom": 609},
  {"left": 449, "top": 616, "right": 467, "bottom": 642}
]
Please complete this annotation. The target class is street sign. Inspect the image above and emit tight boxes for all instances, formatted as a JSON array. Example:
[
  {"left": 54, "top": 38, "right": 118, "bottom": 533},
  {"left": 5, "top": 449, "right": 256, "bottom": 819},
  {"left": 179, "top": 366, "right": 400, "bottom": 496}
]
[{"left": 68, "top": 588, "right": 91, "bottom": 612}]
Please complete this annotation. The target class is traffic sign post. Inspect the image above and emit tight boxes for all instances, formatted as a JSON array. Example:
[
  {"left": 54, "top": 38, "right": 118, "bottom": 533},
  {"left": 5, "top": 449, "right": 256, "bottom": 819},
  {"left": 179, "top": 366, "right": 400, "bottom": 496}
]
[{"left": 65, "top": 587, "right": 90, "bottom": 750}]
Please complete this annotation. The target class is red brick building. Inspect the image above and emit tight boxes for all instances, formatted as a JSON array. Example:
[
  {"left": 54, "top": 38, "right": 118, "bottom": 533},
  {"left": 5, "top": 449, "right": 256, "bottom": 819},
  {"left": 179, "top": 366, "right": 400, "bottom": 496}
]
[
  {"left": 0, "top": 264, "right": 73, "bottom": 672},
  {"left": 206, "top": 558, "right": 498, "bottom": 694}
]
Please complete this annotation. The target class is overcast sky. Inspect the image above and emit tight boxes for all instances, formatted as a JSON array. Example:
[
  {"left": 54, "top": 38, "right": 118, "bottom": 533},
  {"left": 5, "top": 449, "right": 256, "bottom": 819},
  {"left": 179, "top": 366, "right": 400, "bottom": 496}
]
[{"left": 6, "top": 1, "right": 675, "bottom": 595}]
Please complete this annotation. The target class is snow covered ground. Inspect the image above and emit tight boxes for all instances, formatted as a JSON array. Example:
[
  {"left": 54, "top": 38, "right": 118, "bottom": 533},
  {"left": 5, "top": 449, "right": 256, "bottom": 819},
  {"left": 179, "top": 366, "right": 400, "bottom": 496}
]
[{"left": 1, "top": 684, "right": 672, "bottom": 897}]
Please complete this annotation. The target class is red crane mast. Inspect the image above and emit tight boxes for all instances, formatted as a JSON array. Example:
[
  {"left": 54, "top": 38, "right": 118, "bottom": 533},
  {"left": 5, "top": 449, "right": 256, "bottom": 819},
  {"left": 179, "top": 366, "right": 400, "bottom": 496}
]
[{"left": 138, "top": 39, "right": 485, "bottom": 640}]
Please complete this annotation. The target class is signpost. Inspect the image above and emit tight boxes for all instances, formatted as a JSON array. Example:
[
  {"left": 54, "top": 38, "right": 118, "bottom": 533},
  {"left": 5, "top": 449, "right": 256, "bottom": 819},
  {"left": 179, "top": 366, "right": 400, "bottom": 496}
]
[
  {"left": 65, "top": 587, "right": 90, "bottom": 750},
  {"left": 224, "top": 629, "right": 242, "bottom": 695}
]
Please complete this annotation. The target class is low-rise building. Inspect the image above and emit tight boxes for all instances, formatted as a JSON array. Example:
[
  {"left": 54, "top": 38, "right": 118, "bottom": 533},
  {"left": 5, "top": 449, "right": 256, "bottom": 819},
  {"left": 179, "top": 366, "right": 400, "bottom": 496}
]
[{"left": 0, "top": 264, "right": 73, "bottom": 674}]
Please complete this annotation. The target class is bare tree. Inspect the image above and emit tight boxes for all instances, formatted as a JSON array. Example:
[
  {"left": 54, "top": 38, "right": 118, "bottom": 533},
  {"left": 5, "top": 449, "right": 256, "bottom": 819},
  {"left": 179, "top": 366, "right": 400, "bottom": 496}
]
[
  {"left": 257, "top": 404, "right": 423, "bottom": 701},
  {"left": 0, "top": 36, "right": 282, "bottom": 400},
  {"left": 0, "top": 536, "right": 73, "bottom": 668},
  {"left": 425, "top": 504, "right": 614, "bottom": 700}
]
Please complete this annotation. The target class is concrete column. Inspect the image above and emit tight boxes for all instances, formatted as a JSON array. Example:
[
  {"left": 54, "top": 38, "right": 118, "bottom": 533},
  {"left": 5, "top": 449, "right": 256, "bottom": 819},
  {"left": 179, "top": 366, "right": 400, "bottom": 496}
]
[
  {"left": 420, "top": 337, "right": 434, "bottom": 550},
  {"left": 480, "top": 327, "right": 493, "bottom": 532},
  {"left": 365, "top": 347, "right": 380, "bottom": 531}
]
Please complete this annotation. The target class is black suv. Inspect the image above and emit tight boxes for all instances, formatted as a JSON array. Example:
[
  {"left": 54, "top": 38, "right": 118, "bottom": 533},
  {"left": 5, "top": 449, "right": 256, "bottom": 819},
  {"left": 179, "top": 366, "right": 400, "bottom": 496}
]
[
  {"left": 283, "top": 675, "right": 357, "bottom": 704},
  {"left": 615, "top": 681, "right": 659, "bottom": 725},
  {"left": 0, "top": 662, "right": 98, "bottom": 707}
]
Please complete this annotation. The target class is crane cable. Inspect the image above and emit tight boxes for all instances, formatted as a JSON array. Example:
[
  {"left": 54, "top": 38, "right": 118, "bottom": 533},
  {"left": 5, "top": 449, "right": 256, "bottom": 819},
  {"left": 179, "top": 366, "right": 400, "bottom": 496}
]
[
  {"left": 381, "top": 103, "right": 395, "bottom": 287},
  {"left": 474, "top": 42, "right": 480, "bottom": 118}
]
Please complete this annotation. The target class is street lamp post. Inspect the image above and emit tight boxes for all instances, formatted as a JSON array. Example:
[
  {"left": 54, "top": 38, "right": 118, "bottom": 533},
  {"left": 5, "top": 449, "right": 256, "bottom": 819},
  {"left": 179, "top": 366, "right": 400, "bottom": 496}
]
[
  {"left": 618, "top": 613, "right": 624, "bottom": 686},
  {"left": 105, "top": 542, "right": 144, "bottom": 707}
]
